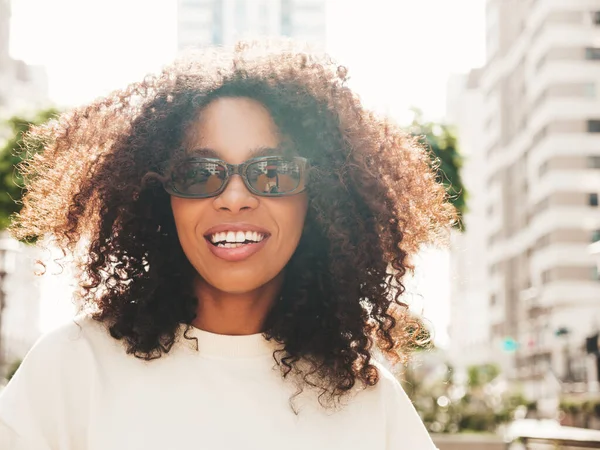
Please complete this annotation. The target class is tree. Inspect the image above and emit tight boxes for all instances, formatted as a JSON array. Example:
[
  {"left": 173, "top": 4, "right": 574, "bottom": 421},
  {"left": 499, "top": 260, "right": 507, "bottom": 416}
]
[
  {"left": 0, "top": 108, "right": 60, "bottom": 231},
  {"left": 6, "top": 358, "right": 22, "bottom": 381},
  {"left": 401, "top": 361, "right": 527, "bottom": 434},
  {"left": 407, "top": 109, "right": 467, "bottom": 231}
]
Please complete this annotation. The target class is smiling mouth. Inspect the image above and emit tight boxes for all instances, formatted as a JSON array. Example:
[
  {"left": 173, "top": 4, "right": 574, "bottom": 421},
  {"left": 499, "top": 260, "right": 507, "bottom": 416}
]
[{"left": 207, "top": 230, "right": 268, "bottom": 248}]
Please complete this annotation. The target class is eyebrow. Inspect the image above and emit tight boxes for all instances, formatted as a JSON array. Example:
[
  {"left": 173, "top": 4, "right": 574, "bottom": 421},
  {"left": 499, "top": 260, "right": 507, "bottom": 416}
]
[{"left": 189, "top": 146, "right": 284, "bottom": 159}]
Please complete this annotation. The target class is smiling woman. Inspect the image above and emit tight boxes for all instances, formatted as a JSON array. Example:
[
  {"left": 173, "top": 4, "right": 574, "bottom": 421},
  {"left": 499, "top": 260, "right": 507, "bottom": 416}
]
[{"left": 0, "top": 41, "right": 453, "bottom": 449}]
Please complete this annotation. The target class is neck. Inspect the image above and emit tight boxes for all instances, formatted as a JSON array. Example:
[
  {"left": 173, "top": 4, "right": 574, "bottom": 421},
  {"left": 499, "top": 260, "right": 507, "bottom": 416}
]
[{"left": 192, "top": 274, "right": 283, "bottom": 335}]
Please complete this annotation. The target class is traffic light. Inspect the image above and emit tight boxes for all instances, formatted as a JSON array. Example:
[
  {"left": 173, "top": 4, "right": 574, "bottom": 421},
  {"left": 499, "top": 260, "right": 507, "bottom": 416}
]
[{"left": 502, "top": 337, "right": 519, "bottom": 352}]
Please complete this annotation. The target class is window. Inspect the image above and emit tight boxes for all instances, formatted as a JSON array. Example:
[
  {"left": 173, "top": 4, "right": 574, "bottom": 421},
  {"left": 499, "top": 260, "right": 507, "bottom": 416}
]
[
  {"left": 589, "top": 120, "right": 600, "bottom": 132},
  {"left": 588, "top": 156, "right": 600, "bottom": 168},
  {"left": 590, "top": 193, "right": 599, "bottom": 206},
  {"left": 591, "top": 229, "right": 600, "bottom": 242},
  {"left": 593, "top": 11, "right": 600, "bottom": 25},
  {"left": 592, "top": 266, "right": 600, "bottom": 281},
  {"left": 490, "top": 294, "right": 497, "bottom": 306},
  {"left": 586, "top": 47, "right": 600, "bottom": 60}
]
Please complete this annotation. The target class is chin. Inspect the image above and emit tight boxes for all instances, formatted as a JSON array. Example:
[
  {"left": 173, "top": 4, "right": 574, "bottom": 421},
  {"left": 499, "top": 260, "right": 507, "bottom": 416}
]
[{"left": 203, "top": 270, "right": 277, "bottom": 295}]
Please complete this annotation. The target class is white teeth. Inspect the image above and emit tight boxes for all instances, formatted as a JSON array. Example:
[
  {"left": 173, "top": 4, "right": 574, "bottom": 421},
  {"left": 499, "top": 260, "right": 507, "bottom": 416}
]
[{"left": 209, "top": 230, "right": 267, "bottom": 245}]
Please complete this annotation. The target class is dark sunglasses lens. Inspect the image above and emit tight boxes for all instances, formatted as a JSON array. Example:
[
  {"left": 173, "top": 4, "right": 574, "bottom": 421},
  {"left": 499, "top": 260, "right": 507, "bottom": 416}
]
[
  {"left": 247, "top": 159, "right": 303, "bottom": 194},
  {"left": 171, "top": 161, "right": 227, "bottom": 196}
]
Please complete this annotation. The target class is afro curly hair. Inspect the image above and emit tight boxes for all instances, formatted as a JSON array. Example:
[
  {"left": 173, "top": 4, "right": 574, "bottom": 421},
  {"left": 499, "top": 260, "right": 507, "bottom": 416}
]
[{"left": 13, "top": 41, "right": 456, "bottom": 404}]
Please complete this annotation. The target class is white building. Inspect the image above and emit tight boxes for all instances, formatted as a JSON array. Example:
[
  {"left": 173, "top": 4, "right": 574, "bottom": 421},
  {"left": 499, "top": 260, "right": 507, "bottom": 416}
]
[
  {"left": 0, "top": 0, "right": 48, "bottom": 120},
  {"left": 0, "top": 234, "right": 41, "bottom": 370},
  {"left": 0, "top": 0, "right": 52, "bottom": 377},
  {"left": 446, "top": 69, "right": 509, "bottom": 371},
  {"left": 177, "top": 0, "right": 326, "bottom": 51},
  {"left": 448, "top": 0, "right": 600, "bottom": 405}
]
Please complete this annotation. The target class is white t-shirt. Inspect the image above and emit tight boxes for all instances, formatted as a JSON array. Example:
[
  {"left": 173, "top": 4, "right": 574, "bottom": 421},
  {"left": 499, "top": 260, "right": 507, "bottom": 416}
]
[{"left": 0, "top": 316, "right": 437, "bottom": 450}]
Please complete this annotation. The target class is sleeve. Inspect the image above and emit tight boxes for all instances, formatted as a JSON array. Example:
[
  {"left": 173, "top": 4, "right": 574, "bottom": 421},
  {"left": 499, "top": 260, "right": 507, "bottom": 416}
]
[
  {"left": 381, "top": 368, "right": 438, "bottom": 450},
  {"left": 0, "top": 322, "right": 94, "bottom": 450}
]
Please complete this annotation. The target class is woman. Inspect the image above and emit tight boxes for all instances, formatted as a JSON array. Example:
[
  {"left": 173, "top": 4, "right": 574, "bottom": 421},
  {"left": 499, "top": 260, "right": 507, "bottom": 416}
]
[{"left": 0, "top": 41, "right": 454, "bottom": 449}]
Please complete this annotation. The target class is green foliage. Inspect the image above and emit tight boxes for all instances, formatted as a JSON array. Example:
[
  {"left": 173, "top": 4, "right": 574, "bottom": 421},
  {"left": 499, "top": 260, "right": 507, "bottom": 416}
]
[
  {"left": 407, "top": 109, "right": 468, "bottom": 231},
  {"left": 0, "top": 108, "right": 60, "bottom": 232},
  {"left": 559, "top": 398, "right": 600, "bottom": 427},
  {"left": 467, "top": 363, "right": 501, "bottom": 388},
  {"left": 401, "top": 361, "right": 527, "bottom": 434},
  {"left": 404, "top": 314, "right": 435, "bottom": 352},
  {"left": 6, "top": 358, "right": 22, "bottom": 381}
]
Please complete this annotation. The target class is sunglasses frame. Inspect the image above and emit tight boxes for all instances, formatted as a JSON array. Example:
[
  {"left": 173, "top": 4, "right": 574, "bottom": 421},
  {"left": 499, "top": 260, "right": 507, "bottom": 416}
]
[{"left": 164, "top": 155, "right": 309, "bottom": 199}]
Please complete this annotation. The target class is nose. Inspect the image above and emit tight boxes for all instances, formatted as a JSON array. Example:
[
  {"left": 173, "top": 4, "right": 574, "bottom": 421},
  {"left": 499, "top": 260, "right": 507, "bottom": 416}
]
[{"left": 212, "top": 174, "right": 259, "bottom": 213}]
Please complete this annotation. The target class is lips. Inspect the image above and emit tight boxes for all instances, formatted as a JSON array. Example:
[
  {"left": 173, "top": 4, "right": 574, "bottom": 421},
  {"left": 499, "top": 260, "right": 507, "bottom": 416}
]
[{"left": 203, "top": 223, "right": 271, "bottom": 262}]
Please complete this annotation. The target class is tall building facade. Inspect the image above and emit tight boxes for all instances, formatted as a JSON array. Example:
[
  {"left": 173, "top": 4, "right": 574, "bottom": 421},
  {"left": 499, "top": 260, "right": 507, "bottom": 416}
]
[
  {"left": 0, "top": 0, "right": 48, "bottom": 119},
  {"left": 446, "top": 70, "right": 508, "bottom": 371},
  {"left": 449, "top": 0, "right": 600, "bottom": 405},
  {"left": 0, "top": 0, "right": 10, "bottom": 71},
  {"left": 0, "top": 0, "right": 50, "bottom": 378},
  {"left": 177, "top": 0, "right": 326, "bottom": 51}
]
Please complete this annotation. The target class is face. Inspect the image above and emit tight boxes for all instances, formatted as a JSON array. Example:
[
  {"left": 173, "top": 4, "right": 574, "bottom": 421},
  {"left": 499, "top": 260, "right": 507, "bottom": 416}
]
[{"left": 171, "top": 97, "right": 309, "bottom": 294}]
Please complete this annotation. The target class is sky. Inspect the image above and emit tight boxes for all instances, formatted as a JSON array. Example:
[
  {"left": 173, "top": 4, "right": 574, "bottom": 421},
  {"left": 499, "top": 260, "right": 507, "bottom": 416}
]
[{"left": 8, "top": 0, "right": 486, "bottom": 345}]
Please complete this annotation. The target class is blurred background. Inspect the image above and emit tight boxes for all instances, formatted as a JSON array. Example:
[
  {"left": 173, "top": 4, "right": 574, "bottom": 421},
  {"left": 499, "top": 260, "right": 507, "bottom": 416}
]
[{"left": 2, "top": 0, "right": 600, "bottom": 448}]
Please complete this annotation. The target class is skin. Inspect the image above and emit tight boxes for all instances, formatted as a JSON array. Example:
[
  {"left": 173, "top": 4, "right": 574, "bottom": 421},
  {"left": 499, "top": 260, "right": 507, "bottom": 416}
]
[{"left": 171, "top": 97, "right": 309, "bottom": 335}]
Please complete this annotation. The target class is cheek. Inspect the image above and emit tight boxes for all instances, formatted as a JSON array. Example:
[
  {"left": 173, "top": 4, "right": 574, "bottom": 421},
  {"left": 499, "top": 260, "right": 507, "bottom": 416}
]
[
  {"left": 171, "top": 197, "right": 190, "bottom": 230},
  {"left": 277, "top": 195, "right": 308, "bottom": 244},
  {"left": 170, "top": 197, "right": 205, "bottom": 244}
]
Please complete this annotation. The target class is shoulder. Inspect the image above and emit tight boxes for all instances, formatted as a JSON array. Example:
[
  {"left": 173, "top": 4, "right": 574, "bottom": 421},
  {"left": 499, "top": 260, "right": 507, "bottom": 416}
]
[
  {"left": 0, "top": 315, "right": 112, "bottom": 397},
  {"left": 344, "top": 359, "right": 413, "bottom": 413},
  {"left": 16, "top": 314, "right": 114, "bottom": 367},
  {"left": 369, "top": 359, "right": 421, "bottom": 416},
  {"left": 368, "top": 359, "right": 438, "bottom": 449},
  {"left": 370, "top": 359, "right": 408, "bottom": 399},
  {"left": 0, "top": 315, "right": 109, "bottom": 446}
]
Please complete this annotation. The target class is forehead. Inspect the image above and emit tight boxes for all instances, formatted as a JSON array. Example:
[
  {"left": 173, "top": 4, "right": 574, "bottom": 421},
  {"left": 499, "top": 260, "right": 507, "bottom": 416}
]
[{"left": 184, "top": 97, "right": 281, "bottom": 163}]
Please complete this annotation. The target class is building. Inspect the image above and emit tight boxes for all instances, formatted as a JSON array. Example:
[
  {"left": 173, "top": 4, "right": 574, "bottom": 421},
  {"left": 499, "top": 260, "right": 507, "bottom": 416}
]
[
  {"left": 446, "top": 69, "right": 509, "bottom": 371},
  {"left": 448, "top": 0, "right": 600, "bottom": 407},
  {"left": 177, "top": 0, "right": 326, "bottom": 51},
  {"left": 0, "top": 0, "right": 51, "bottom": 377},
  {"left": 0, "top": 0, "right": 48, "bottom": 120},
  {"left": 0, "top": 233, "right": 42, "bottom": 372}
]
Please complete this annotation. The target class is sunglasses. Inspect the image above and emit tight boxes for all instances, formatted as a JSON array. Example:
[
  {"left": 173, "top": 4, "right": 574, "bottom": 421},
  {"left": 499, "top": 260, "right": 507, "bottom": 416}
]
[{"left": 163, "top": 155, "right": 309, "bottom": 198}]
